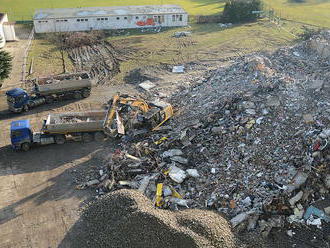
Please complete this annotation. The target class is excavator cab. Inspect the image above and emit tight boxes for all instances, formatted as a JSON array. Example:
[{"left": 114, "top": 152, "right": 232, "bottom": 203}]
[{"left": 103, "top": 94, "right": 173, "bottom": 136}]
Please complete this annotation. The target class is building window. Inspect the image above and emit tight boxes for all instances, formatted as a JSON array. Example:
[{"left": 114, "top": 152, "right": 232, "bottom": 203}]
[
  {"left": 38, "top": 20, "right": 48, "bottom": 23},
  {"left": 172, "top": 15, "right": 175, "bottom": 22},
  {"left": 124, "top": 17, "right": 127, "bottom": 20},
  {"left": 77, "top": 19, "right": 80, "bottom": 22},
  {"left": 179, "top": 15, "right": 183, "bottom": 21},
  {"left": 136, "top": 16, "right": 139, "bottom": 20},
  {"left": 105, "top": 18, "right": 108, "bottom": 20},
  {"left": 97, "top": 18, "right": 100, "bottom": 21},
  {"left": 85, "top": 19, "right": 88, "bottom": 21},
  {"left": 116, "top": 17, "right": 120, "bottom": 20}
]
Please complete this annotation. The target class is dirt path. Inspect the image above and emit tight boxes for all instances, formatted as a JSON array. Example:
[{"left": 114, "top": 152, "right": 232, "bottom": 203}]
[
  {"left": 0, "top": 84, "right": 136, "bottom": 247},
  {"left": 0, "top": 143, "right": 101, "bottom": 248}
]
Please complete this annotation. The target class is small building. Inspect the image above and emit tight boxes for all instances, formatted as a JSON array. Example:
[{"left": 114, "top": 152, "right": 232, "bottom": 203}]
[
  {"left": 33, "top": 5, "right": 188, "bottom": 33},
  {"left": 0, "top": 13, "right": 17, "bottom": 48}
]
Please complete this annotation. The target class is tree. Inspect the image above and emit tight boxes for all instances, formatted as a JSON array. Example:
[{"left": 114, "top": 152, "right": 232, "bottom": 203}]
[
  {"left": 222, "top": 0, "right": 262, "bottom": 23},
  {"left": 0, "top": 36, "right": 13, "bottom": 83}
]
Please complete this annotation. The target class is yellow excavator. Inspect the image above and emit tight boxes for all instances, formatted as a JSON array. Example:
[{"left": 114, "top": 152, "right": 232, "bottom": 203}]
[{"left": 103, "top": 94, "right": 173, "bottom": 137}]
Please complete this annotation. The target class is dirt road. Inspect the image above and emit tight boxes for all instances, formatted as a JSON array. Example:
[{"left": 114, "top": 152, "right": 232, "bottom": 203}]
[
  {"left": 0, "top": 83, "right": 138, "bottom": 247},
  {"left": 0, "top": 36, "right": 136, "bottom": 247}
]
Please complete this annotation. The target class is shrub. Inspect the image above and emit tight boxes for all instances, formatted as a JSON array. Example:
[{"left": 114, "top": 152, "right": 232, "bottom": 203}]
[
  {"left": 0, "top": 37, "right": 12, "bottom": 84},
  {"left": 222, "top": 0, "right": 262, "bottom": 23}
]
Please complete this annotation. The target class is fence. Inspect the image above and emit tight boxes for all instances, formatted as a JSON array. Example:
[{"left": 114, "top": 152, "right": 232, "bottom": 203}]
[{"left": 22, "top": 27, "right": 34, "bottom": 84}]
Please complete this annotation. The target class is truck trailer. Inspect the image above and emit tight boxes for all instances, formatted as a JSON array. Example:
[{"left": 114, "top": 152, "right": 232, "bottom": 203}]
[
  {"left": 11, "top": 111, "right": 107, "bottom": 151},
  {"left": 6, "top": 78, "right": 92, "bottom": 113},
  {"left": 10, "top": 94, "right": 174, "bottom": 151}
]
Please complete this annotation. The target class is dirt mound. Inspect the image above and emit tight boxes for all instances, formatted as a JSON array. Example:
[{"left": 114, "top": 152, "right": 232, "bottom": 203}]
[
  {"left": 124, "top": 65, "right": 169, "bottom": 84},
  {"left": 59, "top": 190, "right": 235, "bottom": 248}
]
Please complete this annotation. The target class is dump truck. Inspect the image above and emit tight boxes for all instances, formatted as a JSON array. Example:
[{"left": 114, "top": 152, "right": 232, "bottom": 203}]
[
  {"left": 6, "top": 75, "right": 92, "bottom": 113},
  {"left": 10, "top": 94, "right": 174, "bottom": 151},
  {"left": 10, "top": 110, "right": 107, "bottom": 151}
]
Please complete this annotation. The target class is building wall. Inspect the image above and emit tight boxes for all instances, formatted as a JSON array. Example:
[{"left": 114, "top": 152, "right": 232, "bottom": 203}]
[
  {"left": 34, "top": 13, "right": 188, "bottom": 33},
  {"left": 3, "top": 23, "right": 16, "bottom": 41},
  {"left": 0, "top": 14, "right": 8, "bottom": 48}
]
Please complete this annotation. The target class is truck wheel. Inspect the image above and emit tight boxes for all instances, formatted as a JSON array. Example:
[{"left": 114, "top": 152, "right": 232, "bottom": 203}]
[
  {"left": 55, "top": 135, "right": 66, "bottom": 145},
  {"left": 82, "top": 133, "right": 93, "bottom": 142},
  {"left": 94, "top": 132, "right": 106, "bottom": 142},
  {"left": 21, "top": 143, "right": 30, "bottom": 152},
  {"left": 82, "top": 90, "right": 90, "bottom": 98},
  {"left": 73, "top": 91, "right": 82, "bottom": 99},
  {"left": 46, "top": 97, "right": 54, "bottom": 104}
]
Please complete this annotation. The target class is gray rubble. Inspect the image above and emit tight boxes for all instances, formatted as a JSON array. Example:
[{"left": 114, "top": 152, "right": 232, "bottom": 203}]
[{"left": 72, "top": 31, "right": 330, "bottom": 237}]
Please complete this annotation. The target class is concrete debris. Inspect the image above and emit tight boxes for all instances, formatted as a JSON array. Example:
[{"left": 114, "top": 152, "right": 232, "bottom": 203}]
[
  {"left": 289, "top": 191, "right": 303, "bottom": 206},
  {"left": 230, "top": 212, "right": 250, "bottom": 228},
  {"left": 139, "top": 80, "right": 156, "bottom": 91},
  {"left": 169, "top": 197, "right": 189, "bottom": 208},
  {"left": 86, "top": 179, "right": 100, "bottom": 187},
  {"left": 169, "top": 165, "right": 187, "bottom": 184},
  {"left": 162, "top": 149, "right": 183, "bottom": 158},
  {"left": 186, "top": 169, "right": 200, "bottom": 178},
  {"left": 170, "top": 156, "right": 188, "bottom": 164},
  {"left": 172, "top": 65, "right": 185, "bottom": 73},
  {"left": 71, "top": 31, "right": 330, "bottom": 241},
  {"left": 287, "top": 229, "right": 294, "bottom": 237}
]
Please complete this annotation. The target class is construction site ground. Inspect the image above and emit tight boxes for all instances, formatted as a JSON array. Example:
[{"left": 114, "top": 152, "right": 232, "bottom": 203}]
[
  {"left": 0, "top": 20, "right": 328, "bottom": 247},
  {"left": 0, "top": 30, "right": 216, "bottom": 246}
]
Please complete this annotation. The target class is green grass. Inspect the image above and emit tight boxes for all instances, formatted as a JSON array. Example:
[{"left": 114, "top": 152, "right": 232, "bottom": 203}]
[
  {"left": 1, "top": 0, "right": 224, "bottom": 21},
  {"left": 27, "top": 39, "right": 74, "bottom": 78},
  {"left": 2, "top": 0, "right": 329, "bottom": 28},
  {"left": 109, "top": 21, "right": 296, "bottom": 82},
  {"left": 263, "top": 0, "right": 330, "bottom": 27}
]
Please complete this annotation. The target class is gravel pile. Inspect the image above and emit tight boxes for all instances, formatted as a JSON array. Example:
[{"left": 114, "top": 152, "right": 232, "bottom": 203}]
[{"left": 59, "top": 189, "right": 236, "bottom": 248}]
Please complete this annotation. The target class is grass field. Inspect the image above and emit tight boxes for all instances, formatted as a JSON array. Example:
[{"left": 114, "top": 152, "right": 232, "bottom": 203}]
[
  {"left": 2, "top": 0, "right": 329, "bottom": 27},
  {"left": 27, "top": 21, "right": 297, "bottom": 79},
  {"left": 263, "top": 0, "right": 330, "bottom": 27},
  {"left": 0, "top": 0, "right": 225, "bottom": 21}
]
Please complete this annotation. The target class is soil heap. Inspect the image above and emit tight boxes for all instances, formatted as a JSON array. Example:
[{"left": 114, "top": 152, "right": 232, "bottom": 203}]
[{"left": 59, "top": 189, "right": 235, "bottom": 248}]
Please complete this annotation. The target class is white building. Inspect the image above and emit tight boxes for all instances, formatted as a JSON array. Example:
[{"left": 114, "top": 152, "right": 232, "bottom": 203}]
[
  {"left": 33, "top": 5, "right": 188, "bottom": 33},
  {"left": 0, "top": 13, "right": 16, "bottom": 48}
]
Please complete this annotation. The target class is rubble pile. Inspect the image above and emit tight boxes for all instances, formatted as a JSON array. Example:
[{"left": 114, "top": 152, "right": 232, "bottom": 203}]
[
  {"left": 59, "top": 190, "right": 236, "bottom": 248},
  {"left": 75, "top": 31, "right": 330, "bottom": 240}
]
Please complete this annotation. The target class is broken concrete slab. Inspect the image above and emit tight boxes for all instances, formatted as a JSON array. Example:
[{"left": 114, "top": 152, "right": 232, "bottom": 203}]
[
  {"left": 139, "top": 80, "right": 156, "bottom": 91},
  {"left": 172, "top": 65, "right": 185, "bottom": 73},
  {"left": 169, "top": 165, "right": 187, "bottom": 183}
]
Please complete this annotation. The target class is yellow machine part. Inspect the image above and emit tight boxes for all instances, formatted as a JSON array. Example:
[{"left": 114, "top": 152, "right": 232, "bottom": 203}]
[
  {"left": 103, "top": 94, "right": 174, "bottom": 135},
  {"left": 155, "top": 183, "right": 164, "bottom": 207}
]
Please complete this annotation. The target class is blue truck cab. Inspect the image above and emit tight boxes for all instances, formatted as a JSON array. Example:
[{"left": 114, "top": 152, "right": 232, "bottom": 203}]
[
  {"left": 10, "top": 120, "right": 33, "bottom": 151},
  {"left": 6, "top": 88, "right": 30, "bottom": 113}
]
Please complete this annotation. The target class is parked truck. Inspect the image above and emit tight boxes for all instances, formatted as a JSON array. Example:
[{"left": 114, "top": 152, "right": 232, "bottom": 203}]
[
  {"left": 6, "top": 76, "right": 92, "bottom": 113},
  {"left": 10, "top": 94, "right": 174, "bottom": 151},
  {"left": 10, "top": 111, "right": 107, "bottom": 151}
]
